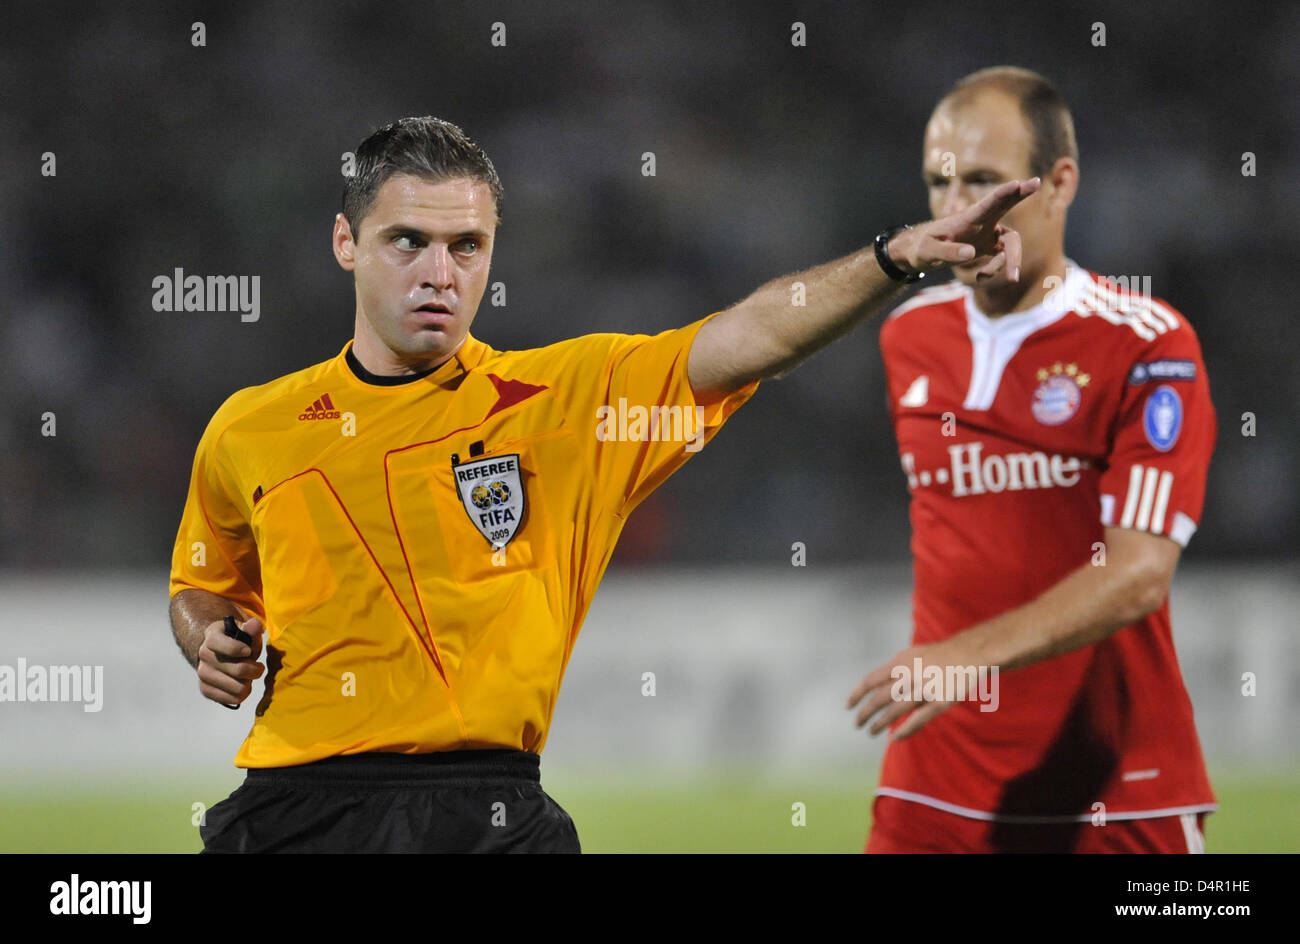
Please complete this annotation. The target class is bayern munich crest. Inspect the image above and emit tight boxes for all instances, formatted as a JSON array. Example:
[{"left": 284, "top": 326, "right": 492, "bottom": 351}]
[
  {"left": 452, "top": 453, "right": 526, "bottom": 549},
  {"left": 1031, "top": 361, "right": 1090, "bottom": 426}
]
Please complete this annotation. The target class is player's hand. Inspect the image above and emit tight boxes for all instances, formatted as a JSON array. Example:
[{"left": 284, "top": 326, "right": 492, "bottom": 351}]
[
  {"left": 845, "top": 643, "right": 959, "bottom": 741},
  {"left": 196, "top": 616, "right": 266, "bottom": 708},
  {"left": 888, "top": 177, "right": 1040, "bottom": 282}
]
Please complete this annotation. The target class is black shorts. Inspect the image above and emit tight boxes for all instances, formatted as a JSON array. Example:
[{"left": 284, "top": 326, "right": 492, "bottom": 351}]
[{"left": 199, "top": 749, "right": 580, "bottom": 853}]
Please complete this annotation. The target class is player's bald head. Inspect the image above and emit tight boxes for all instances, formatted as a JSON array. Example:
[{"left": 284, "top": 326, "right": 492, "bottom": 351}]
[{"left": 934, "top": 67, "right": 1078, "bottom": 179}]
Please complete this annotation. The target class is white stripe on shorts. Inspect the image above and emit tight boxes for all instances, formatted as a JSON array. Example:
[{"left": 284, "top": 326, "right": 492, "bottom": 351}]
[{"left": 1180, "top": 812, "right": 1206, "bottom": 853}]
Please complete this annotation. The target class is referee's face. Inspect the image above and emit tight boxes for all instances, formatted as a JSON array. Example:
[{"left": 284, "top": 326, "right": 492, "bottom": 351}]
[{"left": 334, "top": 174, "right": 497, "bottom": 373}]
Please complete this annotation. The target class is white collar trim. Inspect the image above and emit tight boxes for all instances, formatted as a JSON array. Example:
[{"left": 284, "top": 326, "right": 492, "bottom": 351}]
[{"left": 961, "top": 262, "right": 1084, "bottom": 411}]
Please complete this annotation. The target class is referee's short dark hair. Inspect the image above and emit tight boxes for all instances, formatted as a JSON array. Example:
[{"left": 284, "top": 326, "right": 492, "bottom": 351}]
[
  {"left": 343, "top": 116, "right": 504, "bottom": 237},
  {"left": 939, "top": 67, "right": 1079, "bottom": 178}
]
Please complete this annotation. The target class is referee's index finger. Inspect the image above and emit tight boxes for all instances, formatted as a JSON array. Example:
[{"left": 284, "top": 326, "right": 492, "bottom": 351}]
[{"left": 961, "top": 177, "right": 1041, "bottom": 226}]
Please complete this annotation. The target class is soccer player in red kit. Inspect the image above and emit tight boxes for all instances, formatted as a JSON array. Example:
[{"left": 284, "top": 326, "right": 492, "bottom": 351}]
[{"left": 846, "top": 67, "right": 1217, "bottom": 853}]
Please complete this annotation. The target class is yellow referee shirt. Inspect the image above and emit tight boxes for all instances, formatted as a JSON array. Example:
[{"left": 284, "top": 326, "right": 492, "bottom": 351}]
[{"left": 169, "top": 314, "right": 757, "bottom": 767}]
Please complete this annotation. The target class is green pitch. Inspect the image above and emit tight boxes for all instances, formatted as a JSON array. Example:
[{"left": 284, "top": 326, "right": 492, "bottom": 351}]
[{"left": 1, "top": 768, "right": 1295, "bottom": 853}]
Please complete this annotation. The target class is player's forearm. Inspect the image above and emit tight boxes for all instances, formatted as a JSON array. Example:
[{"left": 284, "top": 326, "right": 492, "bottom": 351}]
[
  {"left": 688, "top": 244, "right": 906, "bottom": 396},
  {"left": 951, "top": 559, "right": 1169, "bottom": 674},
  {"left": 169, "top": 588, "right": 243, "bottom": 668}
]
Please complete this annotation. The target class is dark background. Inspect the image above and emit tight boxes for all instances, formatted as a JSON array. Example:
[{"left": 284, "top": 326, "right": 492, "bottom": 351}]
[{"left": 2, "top": 0, "right": 1295, "bottom": 569}]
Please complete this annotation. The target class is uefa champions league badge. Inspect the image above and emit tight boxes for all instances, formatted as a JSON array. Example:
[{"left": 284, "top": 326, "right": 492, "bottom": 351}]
[
  {"left": 1031, "top": 361, "right": 1090, "bottom": 426},
  {"left": 1143, "top": 385, "right": 1183, "bottom": 452},
  {"left": 452, "top": 453, "right": 526, "bottom": 548}
]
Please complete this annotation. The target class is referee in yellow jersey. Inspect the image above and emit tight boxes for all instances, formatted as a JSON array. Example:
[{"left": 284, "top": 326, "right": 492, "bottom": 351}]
[{"left": 169, "top": 116, "right": 1037, "bottom": 853}]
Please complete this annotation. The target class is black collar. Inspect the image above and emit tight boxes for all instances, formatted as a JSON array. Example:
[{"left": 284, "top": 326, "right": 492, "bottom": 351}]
[{"left": 345, "top": 347, "right": 445, "bottom": 386}]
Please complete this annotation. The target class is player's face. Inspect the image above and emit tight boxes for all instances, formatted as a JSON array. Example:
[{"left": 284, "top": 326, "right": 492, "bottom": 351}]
[
  {"left": 334, "top": 174, "right": 497, "bottom": 368},
  {"left": 922, "top": 91, "right": 1051, "bottom": 288}
]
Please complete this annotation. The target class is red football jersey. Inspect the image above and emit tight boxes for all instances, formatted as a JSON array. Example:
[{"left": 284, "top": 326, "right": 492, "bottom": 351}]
[{"left": 876, "top": 262, "right": 1217, "bottom": 822}]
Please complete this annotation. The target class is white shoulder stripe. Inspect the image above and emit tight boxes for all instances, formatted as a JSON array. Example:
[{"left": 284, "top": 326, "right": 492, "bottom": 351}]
[
  {"left": 1142, "top": 294, "right": 1182, "bottom": 330},
  {"left": 1076, "top": 280, "right": 1184, "bottom": 341},
  {"left": 1077, "top": 285, "right": 1157, "bottom": 341},
  {"left": 888, "top": 282, "right": 965, "bottom": 319},
  {"left": 1116, "top": 292, "right": 1179, "bottom": 334},
  {"left": 1126, "top": 300, "right": 1170, "bottom": 335}
]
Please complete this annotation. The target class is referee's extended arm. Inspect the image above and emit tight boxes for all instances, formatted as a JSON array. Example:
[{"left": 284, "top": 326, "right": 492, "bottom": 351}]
[
  {"left": 169, "top": 588, "right": 266, "bottom": 708},
  {"left": 686, "top": 177, "right": 1039, "bottom": 399}
]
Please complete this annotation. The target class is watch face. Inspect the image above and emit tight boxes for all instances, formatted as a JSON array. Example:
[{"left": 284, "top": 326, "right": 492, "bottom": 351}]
[{"left": 877, "top": 226, "right": 916, "bottom": 282}]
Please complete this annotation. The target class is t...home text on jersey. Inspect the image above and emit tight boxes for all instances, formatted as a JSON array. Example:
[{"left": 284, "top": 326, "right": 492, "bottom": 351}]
[{"left": 902, "top": 442, "right": 1086, "bottom": 496}]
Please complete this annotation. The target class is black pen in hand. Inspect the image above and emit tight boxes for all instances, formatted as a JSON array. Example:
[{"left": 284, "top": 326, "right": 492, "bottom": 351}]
[{"left": 221, "top": 615, "right": 255, "bottom": 710}]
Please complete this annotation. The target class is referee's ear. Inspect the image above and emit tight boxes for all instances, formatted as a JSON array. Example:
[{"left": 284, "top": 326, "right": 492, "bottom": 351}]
[{"left": 333, "top": 213, "right": 358, "bottom": 272}]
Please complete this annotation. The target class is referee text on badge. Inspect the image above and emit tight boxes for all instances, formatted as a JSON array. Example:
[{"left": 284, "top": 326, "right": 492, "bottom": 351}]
[{"left": 595, "top": 398, "right": 706, "bottom": 452}]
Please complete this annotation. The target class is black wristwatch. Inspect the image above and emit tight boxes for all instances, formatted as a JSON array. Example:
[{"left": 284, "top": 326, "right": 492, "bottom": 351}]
[{"left": 874, "top": 224, "right": 926, "bottom": 283}]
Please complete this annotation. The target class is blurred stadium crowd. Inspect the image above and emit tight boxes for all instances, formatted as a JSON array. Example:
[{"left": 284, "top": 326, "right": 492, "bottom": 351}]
[{"left": 2, "top": 0, "right": 1296, "bottom": 567}]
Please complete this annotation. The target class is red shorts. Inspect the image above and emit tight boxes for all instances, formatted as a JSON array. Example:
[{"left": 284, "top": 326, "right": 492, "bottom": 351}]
[{"left": 866, "top": 795, "right": 1208, "bottom": 853}]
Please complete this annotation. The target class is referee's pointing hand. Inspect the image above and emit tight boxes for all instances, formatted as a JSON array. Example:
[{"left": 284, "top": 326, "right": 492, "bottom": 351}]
[
  {"left": 197, "top": 616, "right": 266, "bottom": 709},
  {"left": 888, "top": 176, "right": 1041, "bottom": 282}
]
